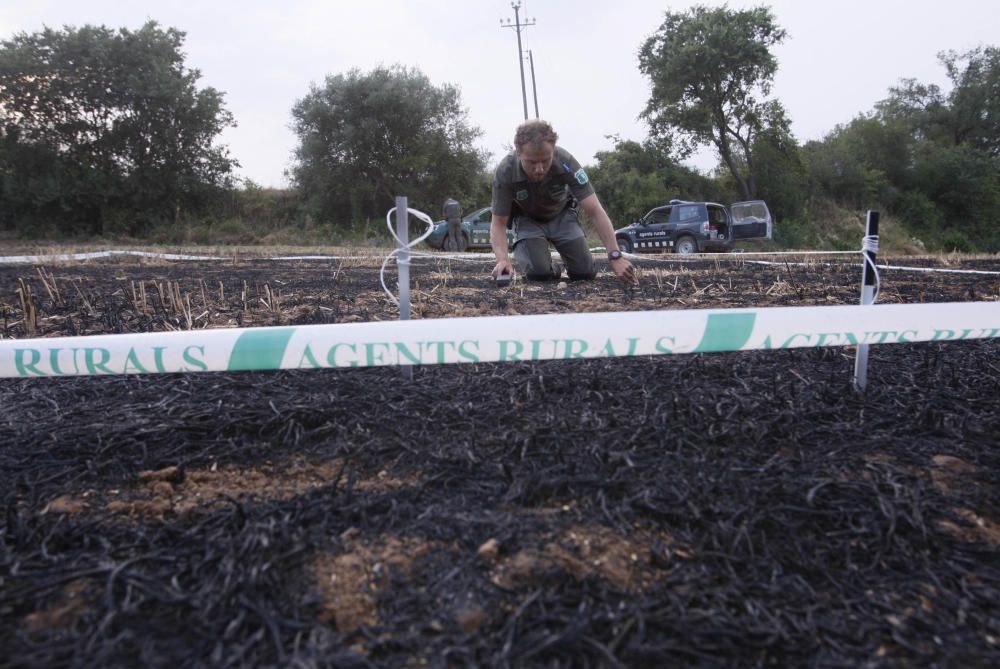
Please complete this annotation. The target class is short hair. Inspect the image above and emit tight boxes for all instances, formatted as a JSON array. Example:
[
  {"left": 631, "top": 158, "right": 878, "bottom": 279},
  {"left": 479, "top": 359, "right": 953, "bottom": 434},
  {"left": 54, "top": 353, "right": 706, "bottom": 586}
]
[{"left": 514, "top": 120, "right": 558, "bottom": 152}]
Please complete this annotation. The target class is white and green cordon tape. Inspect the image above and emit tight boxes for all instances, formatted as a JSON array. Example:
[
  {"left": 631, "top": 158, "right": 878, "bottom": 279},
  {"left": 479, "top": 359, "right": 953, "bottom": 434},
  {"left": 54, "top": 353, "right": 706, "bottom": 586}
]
[{"left": 2, "top": 302, "right": 998, "bottom": 378}]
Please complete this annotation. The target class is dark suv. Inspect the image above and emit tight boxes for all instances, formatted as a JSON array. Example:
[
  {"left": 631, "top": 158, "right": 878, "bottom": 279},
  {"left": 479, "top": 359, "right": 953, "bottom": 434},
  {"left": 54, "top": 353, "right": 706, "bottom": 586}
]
[{"left": 615, "top": 200, "right": 772, "bottom": 255}]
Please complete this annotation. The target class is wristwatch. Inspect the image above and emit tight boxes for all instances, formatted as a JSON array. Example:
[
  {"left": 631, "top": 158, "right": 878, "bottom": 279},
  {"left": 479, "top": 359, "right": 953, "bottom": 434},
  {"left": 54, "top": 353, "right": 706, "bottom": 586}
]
[{"left": 608, "top": 250, "right": 623, "bottom": 261}]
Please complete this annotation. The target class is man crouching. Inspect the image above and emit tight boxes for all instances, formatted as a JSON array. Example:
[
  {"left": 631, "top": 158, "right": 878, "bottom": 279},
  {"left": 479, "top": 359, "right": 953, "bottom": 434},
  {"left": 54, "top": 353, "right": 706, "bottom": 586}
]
[{"left": 490, "top": 119, "right": 636, "bottom": 285}]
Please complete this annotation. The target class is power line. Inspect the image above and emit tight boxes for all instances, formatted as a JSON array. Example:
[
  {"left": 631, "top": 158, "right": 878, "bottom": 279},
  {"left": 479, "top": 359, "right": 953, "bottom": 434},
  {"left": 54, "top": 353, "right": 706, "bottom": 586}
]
[
  {"left": 527, "top": 49, "right": 539, "bottom": 118},
  {"left": 500, "top": 2, "right": 536, "bottom": 120}
]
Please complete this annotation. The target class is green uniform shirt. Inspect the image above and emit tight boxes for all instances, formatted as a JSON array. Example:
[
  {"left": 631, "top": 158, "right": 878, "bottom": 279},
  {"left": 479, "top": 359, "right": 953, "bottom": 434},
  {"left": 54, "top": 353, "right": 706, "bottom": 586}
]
[
  {"left": 442, "top": 198, "right": 462, "bottom": 222},
  {"left": 491, "top": 146, "right": 595, "bottom": 222}
]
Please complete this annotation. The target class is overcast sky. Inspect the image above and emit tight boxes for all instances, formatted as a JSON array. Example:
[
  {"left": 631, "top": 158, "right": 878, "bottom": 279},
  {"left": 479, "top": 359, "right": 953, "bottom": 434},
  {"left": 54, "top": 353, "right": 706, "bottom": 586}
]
[{"left": 2, "top": 1, "right": 997, "bottom": 189}]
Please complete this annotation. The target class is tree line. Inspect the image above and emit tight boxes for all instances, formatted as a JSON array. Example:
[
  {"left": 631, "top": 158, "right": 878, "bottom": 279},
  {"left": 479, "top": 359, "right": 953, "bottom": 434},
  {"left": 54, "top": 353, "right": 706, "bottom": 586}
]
[{"left": 2, "top": 10, "right": 998, "bottom": 252}]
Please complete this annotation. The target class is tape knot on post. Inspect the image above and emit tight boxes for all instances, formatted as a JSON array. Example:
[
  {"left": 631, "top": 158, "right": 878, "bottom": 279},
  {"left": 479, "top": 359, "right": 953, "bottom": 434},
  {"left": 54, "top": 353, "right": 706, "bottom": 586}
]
[
  {"left": 860, "top": 235, "right": 881, "bottom": 305},
  {"left": 380, "top": 206, "right": 435, "bottom": 307}
]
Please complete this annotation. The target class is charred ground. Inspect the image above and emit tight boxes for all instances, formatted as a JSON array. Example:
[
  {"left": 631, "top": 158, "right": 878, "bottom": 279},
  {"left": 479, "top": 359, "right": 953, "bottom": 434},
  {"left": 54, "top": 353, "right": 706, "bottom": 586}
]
[{"left": 1, "top": 252, "right": 999, "bottom": 668}]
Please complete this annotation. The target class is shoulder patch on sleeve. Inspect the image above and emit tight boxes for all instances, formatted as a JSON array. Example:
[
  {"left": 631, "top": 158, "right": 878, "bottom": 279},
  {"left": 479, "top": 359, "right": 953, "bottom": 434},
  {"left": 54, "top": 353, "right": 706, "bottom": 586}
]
[{"left": 573, "top": 168, "right": 589, "bottom": 185}]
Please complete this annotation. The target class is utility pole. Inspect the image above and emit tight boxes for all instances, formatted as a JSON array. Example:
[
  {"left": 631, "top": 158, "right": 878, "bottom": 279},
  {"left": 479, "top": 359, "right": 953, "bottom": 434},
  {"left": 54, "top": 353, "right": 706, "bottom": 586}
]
[
  {"left": 500, "top": 2, "right": 536, "bottom": 120},
  {"left": 527, "top": 49, "right": 539, "bottom": 118}
]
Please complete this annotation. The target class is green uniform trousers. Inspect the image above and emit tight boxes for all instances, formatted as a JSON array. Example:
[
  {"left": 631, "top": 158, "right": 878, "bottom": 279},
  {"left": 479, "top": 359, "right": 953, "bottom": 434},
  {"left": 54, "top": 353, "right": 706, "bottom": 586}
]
[{"left": 512, "top": 207, "right": 595, "bottom": 281}]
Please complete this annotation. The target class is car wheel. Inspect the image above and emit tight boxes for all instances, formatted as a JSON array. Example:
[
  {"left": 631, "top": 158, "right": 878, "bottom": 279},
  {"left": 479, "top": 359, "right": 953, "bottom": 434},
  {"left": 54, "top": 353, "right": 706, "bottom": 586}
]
[
  {"left": 456, "top": 233, "right": 469, "bottom": 252},
  {"left": 617, "top": 237, "right": 633, "bottom": 253},
  {"left": 674, "top": 236, "right": 698, "bottom": 255}
]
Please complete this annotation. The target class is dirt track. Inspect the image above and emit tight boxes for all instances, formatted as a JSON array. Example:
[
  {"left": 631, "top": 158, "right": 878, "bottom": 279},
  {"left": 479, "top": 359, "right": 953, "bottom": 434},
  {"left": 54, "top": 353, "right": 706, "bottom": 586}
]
[{"left": 2, "top": 252, "right": 999, "bottom": 667}]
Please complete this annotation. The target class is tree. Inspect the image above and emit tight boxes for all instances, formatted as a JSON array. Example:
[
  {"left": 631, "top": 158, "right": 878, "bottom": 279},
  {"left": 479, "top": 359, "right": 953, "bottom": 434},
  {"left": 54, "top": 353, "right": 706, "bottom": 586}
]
[
  {"left": 912, "top": 143, "right": 1000, "bottom": 242},
  {"left": 744, "top": 123, "right": 808, "bottom": 220},
  {"left": 587, "top": 137, "right": 723, "bottom": 225},
  {"left": 803, "top": 115, "right": 914, "bottom": 209},
  {"left": 941, "top": 47, "right": 1000, "bottom": 157},
  {"left": 845, "top": 46, "right": 1000, "bottom": 250},
  {"left": 878, "top": 47, "right": 1000, "bottom": 159},
  {"left": 875, "top": 78, "right": 951, "bottom": 145},
  {"left": 0, "top": 22, "right": 236, "bottom": 236},
  {"left": 290, "top": 65, "right": 486, "bottom": 226},
  {"left": 638, "top": 5, "right": 788, "bottom": 200}
]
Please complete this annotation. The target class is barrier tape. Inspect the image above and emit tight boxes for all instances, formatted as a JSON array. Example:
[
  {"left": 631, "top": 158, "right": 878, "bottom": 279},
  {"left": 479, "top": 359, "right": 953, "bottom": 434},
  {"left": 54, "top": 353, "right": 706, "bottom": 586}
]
[
  {"left": 0, "top": 249, "right": 495, "bottom": 265},
  {"left": 877, "top": 264, "right": 1000, "bottom": 276},
  {"left": 733, "top": 259, "right": 1000, "bottom": 276},
  {"left": 0, "top": 250, "right": 229, "bottom": 263},
  {"left": 5, "top": 249, "right": 1000, "bottom": 276},
  {"left": 2, "top": 301, "right": 997, "bottom": 378}
]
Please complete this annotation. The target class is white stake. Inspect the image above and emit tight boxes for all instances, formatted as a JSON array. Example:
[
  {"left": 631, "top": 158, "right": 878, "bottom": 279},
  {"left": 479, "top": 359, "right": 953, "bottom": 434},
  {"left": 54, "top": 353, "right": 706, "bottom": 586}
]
[{"left": 395, "top": 196, "right": 413, "bottom": 381}]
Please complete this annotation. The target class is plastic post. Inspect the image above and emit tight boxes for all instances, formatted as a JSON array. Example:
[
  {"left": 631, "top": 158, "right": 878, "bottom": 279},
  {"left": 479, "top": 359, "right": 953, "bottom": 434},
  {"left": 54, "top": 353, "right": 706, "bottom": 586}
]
[
  {"left": 395, "top": 196, "right": 413, "bottom": 381},
  {"left": 853, "top": 210, "right": 880, "bottom": 391}
]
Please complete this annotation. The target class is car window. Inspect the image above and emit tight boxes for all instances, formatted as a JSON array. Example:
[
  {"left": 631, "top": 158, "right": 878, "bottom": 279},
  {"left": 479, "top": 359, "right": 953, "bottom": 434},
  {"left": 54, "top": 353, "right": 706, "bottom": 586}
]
[
  {"left": 467, "top": 208, "right": 490, "bottom": 224},
  {"left": 645, "top": 208, "right": 671, "bottom": 224},
  {"left": 671, "top": 204, "right": 703, "bottom": 223},
  {"left": 732, "top": 202, "right": 768, "bottom": 221}
]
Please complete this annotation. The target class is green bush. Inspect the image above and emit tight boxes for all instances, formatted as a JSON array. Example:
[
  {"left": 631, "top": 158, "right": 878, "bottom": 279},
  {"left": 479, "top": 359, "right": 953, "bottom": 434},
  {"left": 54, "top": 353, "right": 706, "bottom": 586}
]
[
  {"left": 207, "top": 218, "right": 256, "bottom": 244},
  {"left": 771, "top": 216, "right": 811, "bottom": 249},
  {"left": 937, "top": 229, "right": 975, "bottom": 253},
  {"left": 892, "top": 191, "right": 943, "bottom": 235}
]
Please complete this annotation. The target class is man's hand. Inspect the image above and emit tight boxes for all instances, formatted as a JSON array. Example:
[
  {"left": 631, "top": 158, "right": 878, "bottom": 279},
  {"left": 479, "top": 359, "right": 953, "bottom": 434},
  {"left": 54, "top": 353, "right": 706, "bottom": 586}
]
[
  {"left": 492, "top": 257, "right": 514, "bottom": 280},
  {"left": 576, "top": 194, "right": 638, "bottom": 286},
  {"left": 489, "top": 214, "right": 514, "bottom": 282},
  {"left": 611, "top": 256, "right": 637, "bottom": 285}
]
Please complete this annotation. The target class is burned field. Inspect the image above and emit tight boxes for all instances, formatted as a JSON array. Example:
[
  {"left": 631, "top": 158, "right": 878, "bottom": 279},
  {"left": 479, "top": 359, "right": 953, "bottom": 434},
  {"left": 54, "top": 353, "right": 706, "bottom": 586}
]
[{"left": 1, "top": 252, "right": 1000, "bottom": 668}]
